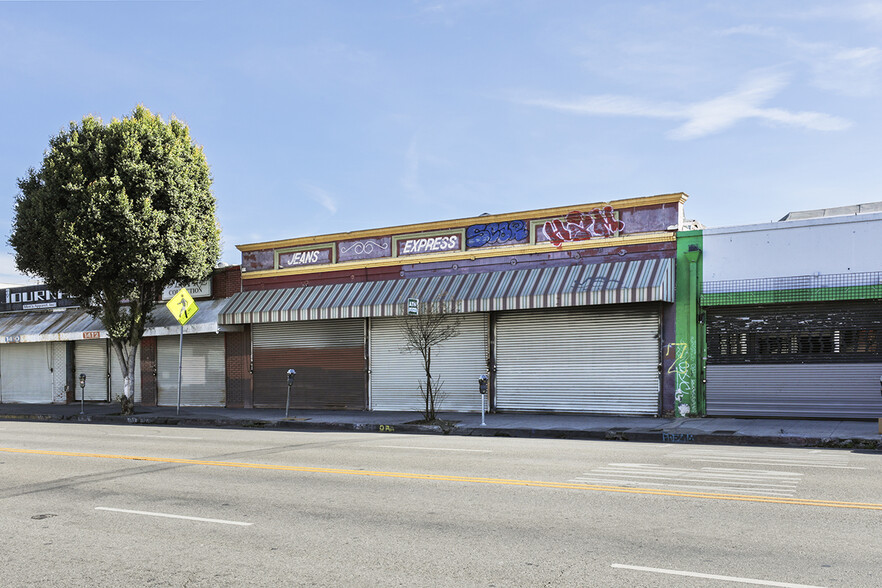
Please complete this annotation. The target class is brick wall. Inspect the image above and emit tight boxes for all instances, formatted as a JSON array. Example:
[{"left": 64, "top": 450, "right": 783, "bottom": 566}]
[
  {"left": 225, "top": 325, "right": 251, "bottom": 408},
  {"left": 140, "top": 336, "right": 157, "bottom": 406},
  {"left": 212, "top": 265, "right": 242, "bottom": 299}
]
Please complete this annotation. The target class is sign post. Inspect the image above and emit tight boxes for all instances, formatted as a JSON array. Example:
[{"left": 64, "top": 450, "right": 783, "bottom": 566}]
[{"left": 165, "top": 288, "right": 199, "bottom": 415}]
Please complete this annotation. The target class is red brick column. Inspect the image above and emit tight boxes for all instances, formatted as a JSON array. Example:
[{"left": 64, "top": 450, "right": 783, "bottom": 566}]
[
  {"left": 140, "top": 336, "right": 158, "bottom": 406},
  {"left": 225, "top": 326, "right": 251, "bottom": 408}
]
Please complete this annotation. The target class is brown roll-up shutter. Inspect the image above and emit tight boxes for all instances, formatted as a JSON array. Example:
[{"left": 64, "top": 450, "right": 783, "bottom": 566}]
[{"left": 252, "top": 319, "right": 366, "bottom": 409}]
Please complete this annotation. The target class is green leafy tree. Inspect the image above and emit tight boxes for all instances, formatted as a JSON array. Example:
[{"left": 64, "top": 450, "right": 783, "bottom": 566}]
[{"left": 9, "top": 106, "right": 220, "bottom": 414}]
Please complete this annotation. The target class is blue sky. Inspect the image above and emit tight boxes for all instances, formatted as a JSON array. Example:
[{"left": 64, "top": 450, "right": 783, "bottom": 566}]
[{"left": 2, "top": 0, "right": 881, "bottom": 284}]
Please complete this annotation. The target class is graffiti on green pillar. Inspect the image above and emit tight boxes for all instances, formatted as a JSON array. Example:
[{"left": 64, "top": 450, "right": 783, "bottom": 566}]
[{"left": 666, "top": 337, "right": 695, "bottom": 417}]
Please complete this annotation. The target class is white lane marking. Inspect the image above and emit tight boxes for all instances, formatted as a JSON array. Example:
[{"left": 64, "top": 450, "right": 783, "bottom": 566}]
[
  {"left": 375, "top": 445, "right": 492, "bottom": 453},
  {"left": 612, "top": 564, "right": 827, "bottom": 588},
  {"left": 676, "top": 449, "right": 859, "bottom": 469},
  {"left": 688, "top": 458, "right": 865, "bottom": 470},
  {"left": 572, "top": 463, "right": 801, "bottom": 496},
  {"left": 105, "top": 434, "right": 204, "bottom": 440},
  {"left": 95, "top": 507, "right": 252, "bottom": 526}
]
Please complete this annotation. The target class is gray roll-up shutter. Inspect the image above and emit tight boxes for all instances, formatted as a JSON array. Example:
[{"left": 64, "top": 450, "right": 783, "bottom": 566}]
[
  {"left": 706, "top": 364, "right": 882, "bottom": 418},
  {"left": 157, "top": 334, "right": 225, "bottom": 406},
  {"left": 109, "top": 344, "right": 141, "bottom": 403},
  {"left": 369, "top": 314, "right": 488, "bottom": 412},
  {"left": 0, "top": 343, "right": 54, "bottom": 403},
  {"left": 252, "top": 319, "right": 366, "bottom": 409},
  {"left": 495, "top": 306, "right": 660, "bottom": 414},
  {"left": 74, "top": 339, "right": 109, "bottom": 401}
]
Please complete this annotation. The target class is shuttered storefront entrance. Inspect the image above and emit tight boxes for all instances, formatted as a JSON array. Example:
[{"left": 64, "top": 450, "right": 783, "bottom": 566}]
[
  {"left": 705, "top": 301, "right": 882, "bottom": 418},
  {"left": 370, "top": 314, "right": 488, "bottom": 412},
  {"left": 495, "top": 305, "right": 661, "bottom": 414},
  {"left": 157, "top": 334, "right": 225, "bottom": 407},
  {"left": 0, "top": 343, "right": 55, "bottom": 403},
  {"left": 252, "top": 320, "right": 366, "bottom": 409},
  {"left": 75, "top": 339, "right": 109, "bottom": 401}
]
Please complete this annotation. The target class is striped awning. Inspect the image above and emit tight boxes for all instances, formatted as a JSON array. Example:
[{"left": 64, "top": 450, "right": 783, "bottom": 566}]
[
  {"left": 219, "top": 258, "right": 673, "bottom": 325},
  {"left": 0, "top": 299, "right": 240, "bottom": 344}
]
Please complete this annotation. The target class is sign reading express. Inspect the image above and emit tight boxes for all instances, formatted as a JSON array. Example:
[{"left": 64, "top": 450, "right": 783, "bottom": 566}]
[{"left": 397, "top": 233, "right": 461, "bottom": 256}]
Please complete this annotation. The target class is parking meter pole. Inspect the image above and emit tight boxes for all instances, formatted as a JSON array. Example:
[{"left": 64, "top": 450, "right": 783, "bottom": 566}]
[
  {"left": 79, "top": 374, "right": 85, "bottom": 415},
  {"left": 478, "top": 374, "right": 488, "bottom": 426},
  {"left": 176, "top": 323, "right": 183, "bottom": 416},
  {"left": 285, "top": 369, "right": 296, "bottom": 419}
]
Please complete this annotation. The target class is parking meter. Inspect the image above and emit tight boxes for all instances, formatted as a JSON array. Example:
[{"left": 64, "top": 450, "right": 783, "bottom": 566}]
[
  {"left": 478, "top": 374, "right": 488, "bottom": 426},
  {"left": 285, "top": 369, "right": 296, "bottom": 418},
  {"left": 79, "top": 373, "right": 86, "bottom": 414}
]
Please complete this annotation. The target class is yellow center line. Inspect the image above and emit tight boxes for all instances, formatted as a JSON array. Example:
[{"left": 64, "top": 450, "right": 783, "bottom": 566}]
[{"left": 3, "top": 447, "right": 880, "bottom": 511}]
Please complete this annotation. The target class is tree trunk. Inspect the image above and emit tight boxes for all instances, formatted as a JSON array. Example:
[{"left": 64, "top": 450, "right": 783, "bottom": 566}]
[{"left": 111, "top": 339, "right": 138, "bottom": 415}]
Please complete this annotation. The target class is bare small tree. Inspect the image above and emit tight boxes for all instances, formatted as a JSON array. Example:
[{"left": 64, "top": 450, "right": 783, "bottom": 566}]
[{"left": 400, "top": 297, "right": 462, "bottom": 422}]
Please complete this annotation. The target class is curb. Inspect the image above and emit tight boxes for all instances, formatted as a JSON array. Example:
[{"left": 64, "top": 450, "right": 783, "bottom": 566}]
[{"left": 1, "top": 413, "right": 879, "bottom": 450}]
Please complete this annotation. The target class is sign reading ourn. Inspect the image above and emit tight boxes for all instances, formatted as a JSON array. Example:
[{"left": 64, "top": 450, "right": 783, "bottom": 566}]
[{"left": 1, "top": 286, "right": 77, "bottom": 312}]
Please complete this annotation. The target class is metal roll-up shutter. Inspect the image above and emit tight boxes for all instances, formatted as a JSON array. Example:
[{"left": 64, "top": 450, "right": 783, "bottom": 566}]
[
  {"left": 156, "top": 334, "right": 225, "bottom": 406},
  {"left": 370, "top": 314, "right": 488, "bottom": 412},
  {"left": 109, "top": 344, "right": 141, "bottom": 403},
  {"left": 0, "top": 343, "right": 54, "bottom": 403},
  {"left": 706, "top": 364, "right": 882, "bottom": 418},
  {"left": 252, "top": 319, "right": 366, "bottom": 409},
  {"left": 705, "top": 301, "right": 882, "bottom": 417},
  {"left": 495, "top": 305, "right": 660, "bottom": 414},
  {"left": 75, "top": 339, "right": 109, "bottom": 401}
]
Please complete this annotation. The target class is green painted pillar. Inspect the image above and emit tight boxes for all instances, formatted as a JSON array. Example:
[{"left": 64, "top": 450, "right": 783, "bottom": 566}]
[{"left": 672, "top": 231, "right": 703, "bottom": 416}]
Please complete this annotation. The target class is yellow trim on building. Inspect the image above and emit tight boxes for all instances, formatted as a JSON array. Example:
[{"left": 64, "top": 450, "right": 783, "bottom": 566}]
[
  {"left": 242, "top": 231, "right": 676, "bottom": 280},
  {"left": 237, "top": 192, "right": 687, "bottom": 252}
]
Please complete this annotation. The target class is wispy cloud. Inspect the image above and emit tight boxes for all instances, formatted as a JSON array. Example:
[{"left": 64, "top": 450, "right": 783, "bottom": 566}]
[
  {"left": 302, "top": 184, "right": 338, "bottom": 214},
  {"left": 521, "top": 73, "right": 851, "bottom": 140},
  {"left": 401, "top": 136, "right": 428, "bottom": 202},
  {"left": 722, "top": 25, "right": 882, "bottom": 97},
  {"left": 0, "top": 252, "right": 37, "bottom": 286}
]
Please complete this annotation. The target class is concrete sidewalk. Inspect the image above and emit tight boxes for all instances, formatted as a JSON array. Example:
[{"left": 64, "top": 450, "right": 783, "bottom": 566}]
[{"left": 1, "top": 402, "right": 880, "bottom": 449}]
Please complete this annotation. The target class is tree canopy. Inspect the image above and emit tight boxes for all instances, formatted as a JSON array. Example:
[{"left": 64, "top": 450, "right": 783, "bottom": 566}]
[{"left": 9, "top": 105, "right": 220, "bottom": 411}]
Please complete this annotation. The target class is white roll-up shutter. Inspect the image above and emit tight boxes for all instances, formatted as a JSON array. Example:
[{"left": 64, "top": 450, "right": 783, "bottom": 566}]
[
  {"left": 707, "top": 364, "right": 882, "bottom": 418},
  {"left": 0, "top": 343, "right": 54, "bottom": 403},
  {"left": 495, "top": 306, "right": 660, "bottom": 414},
  {"left": 157, "top": 334, "right": 225, "bottom": 406},
  {"left": 74, "top": 340, "right": 109, "bottom": 401},
  {"left": 370, "top": 314, "right": 488, "bottom": 412},
  {"left": 109, "top": 344, "right": 141, "bottom": 403}
]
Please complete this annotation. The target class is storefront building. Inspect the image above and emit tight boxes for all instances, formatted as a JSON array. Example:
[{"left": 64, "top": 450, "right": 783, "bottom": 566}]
[
  {"left": 675, "top": 203, "right": 882, "bottom": 418},
  {"left": 220, "top": 193, "right": 688, "bottom": 415},
  {"left": 0, "top": 266, "right": 242, "bottom": 406}
]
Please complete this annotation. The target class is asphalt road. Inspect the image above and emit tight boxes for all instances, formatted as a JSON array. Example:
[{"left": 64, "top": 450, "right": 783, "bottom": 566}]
[{"left": 1, "top": 421, "right": 880, "bottom": 587}]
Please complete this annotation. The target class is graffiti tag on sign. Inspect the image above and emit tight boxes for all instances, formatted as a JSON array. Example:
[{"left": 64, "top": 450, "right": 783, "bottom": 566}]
[
  {"left": 466, "top": 220, "right": 528, "bottom": 248},
  {"left": 542, "top": 207, "right": 624, "bottom": 248}
]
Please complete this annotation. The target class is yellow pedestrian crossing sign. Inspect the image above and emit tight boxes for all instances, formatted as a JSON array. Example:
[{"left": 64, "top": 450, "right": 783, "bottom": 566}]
[{"left": 166, "top": 288, "right": 199, "bottom": 325}]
